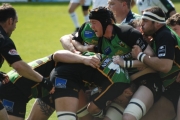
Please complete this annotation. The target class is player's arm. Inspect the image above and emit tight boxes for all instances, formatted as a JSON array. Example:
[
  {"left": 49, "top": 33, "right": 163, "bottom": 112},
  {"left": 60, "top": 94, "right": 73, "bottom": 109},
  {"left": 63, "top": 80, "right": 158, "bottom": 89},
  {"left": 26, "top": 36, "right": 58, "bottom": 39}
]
[
  {"left": 53, "top": 50, "right": 100, "bottom": 68},
  {"left": 60, "top": 34, "right": 77, "bottom": 53},
  {"left": 11, "top": 60, "right": 43, "bottom": 82},
  {"left": 72, "top": 40, "right": 95, "bottom": 52},
  {"left": 131, "top": 33, "right": 175, "bottom": 73}
]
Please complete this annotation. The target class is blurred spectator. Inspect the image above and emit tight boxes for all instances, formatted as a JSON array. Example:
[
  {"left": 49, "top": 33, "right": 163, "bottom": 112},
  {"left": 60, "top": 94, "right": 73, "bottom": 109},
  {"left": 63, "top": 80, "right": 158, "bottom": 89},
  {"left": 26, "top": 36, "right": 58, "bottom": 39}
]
[
  {"left": 166, "top": 13, "right": 180, "bottom": 36},
  {"left": 68, "top": 0, "right": 91, "bottom": 32},
  {"left": 131, "top": 0, "right": 176, "bottom": 18}
]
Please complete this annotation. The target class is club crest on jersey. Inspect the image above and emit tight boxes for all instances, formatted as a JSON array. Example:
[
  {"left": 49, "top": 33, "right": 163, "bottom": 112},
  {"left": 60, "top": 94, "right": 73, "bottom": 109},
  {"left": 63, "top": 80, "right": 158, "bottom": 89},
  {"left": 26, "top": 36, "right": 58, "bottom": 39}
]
[
  {"left": 55, "top": 77, "right": 67, "bottom": 88},
  {"left": 119, "top": 41, "right": 125, "bottom": 47},
  {"left": 158, "top": 45, "right": 166, "bottom": 57},
  {"left": 8, "top": 49, "right": 19, "bottom": 55},
  {"left": 84, "top": 30, "right": 95, "bottom": 38},
  {"left": 3, "top": 99, "right": 14, "bottom": 112}
]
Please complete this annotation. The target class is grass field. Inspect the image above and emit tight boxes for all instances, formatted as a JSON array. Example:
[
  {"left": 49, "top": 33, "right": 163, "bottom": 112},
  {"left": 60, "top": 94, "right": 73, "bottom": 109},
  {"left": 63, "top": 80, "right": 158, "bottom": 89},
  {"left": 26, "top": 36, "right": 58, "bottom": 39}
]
[{"left": 1, "top": 1, "right": 180, "bottom": 119}]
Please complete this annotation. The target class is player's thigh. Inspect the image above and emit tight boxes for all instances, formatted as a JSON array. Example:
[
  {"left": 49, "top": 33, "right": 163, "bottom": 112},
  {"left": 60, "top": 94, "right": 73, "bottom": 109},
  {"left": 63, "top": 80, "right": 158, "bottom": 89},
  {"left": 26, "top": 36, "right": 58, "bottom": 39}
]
[
  {"left": 27, "top": 98, "right": 54, "bottom": 120},
  {"left": 0, "top": 108, "right": 8, "bottom": 120}
]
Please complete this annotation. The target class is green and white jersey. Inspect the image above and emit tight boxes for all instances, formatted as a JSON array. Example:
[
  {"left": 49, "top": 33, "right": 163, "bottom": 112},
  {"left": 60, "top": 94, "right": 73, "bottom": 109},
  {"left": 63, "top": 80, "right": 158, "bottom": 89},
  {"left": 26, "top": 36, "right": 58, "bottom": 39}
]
[{"left": 82, "top": 52, "right": 130, "bottom": 83}]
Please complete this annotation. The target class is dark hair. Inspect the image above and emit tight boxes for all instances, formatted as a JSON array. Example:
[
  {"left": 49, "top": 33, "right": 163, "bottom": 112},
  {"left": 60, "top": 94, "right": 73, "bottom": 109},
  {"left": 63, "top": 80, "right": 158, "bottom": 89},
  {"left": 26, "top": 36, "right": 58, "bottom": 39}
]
[
  {"left": 166, "top": 13, "right": 180, "bottom": 26},
  {"left": 0, "top": 3, "right": 16, "bottom": 23},
  {"left": 144, "top": 6, "right": 166, "bottom": 18},
  {"left": 89, "top": 6, "right": 116, "bottom": 34}
]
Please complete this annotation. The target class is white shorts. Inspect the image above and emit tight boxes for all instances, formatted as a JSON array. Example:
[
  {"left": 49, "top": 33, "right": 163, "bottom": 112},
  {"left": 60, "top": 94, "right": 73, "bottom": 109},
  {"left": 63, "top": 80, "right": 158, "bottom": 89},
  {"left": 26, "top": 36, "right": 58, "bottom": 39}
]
[
  {"left": 70, "top": 0, "right": 92, "bottom": 6},
  {"left": 92, "top": 0, "right": 108, "bottom": 9}
]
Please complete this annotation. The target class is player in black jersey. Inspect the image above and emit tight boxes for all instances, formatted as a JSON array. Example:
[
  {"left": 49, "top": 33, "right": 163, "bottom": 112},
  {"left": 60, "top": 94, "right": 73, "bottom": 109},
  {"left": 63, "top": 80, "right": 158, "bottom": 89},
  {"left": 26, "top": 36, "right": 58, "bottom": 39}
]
[
  {"left": 132, "top": 6, "right": 180, "bottom": 120},
  {"left": 0, "top": 3, "right": 53, "bottom": 119}
]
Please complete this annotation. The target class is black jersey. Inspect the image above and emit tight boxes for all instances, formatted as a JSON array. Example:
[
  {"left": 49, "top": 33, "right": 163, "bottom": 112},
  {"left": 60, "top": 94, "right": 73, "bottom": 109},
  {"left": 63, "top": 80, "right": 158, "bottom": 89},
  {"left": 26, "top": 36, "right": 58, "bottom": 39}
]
[{"left": 0, "top": 26, "right": 22, "bottom": 67}]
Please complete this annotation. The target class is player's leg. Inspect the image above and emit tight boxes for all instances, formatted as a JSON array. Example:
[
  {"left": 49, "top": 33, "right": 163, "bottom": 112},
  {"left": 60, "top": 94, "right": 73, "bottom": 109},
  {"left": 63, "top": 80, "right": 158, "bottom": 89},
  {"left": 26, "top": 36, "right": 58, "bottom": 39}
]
[
  {"left": 123, "top": 86, "right": 154, "bottom": 120},
  {"left": 77, "top": 89, "right": 93, "bottom": 120},
  {"left": 104, "top": 84, "right": 136, "bottom": 120},
  {"left": 123, "top": 73, "right": 162, "bottom": 120},
  {"left": 68, "top": 0, "right": 80, "bottom": 31},
  {"left": 26, "top": 96, "right": 55, "bottom": 120},
  {"left": 0, "top": 107, "right": 8, "bottom": 120},
  {"left": 87, "top": 83, "right": 130, "bottom": 119},
  {"left": 81, "top": 0, "right": 91, "bottom": 22}
]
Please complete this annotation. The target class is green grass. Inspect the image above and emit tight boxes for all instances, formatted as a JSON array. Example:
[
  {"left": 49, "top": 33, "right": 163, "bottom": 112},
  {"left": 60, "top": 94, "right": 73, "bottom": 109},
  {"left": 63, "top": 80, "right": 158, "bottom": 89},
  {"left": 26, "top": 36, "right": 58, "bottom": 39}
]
[{"left": 0, "top": 1, "right": 180, "bottom": 119}]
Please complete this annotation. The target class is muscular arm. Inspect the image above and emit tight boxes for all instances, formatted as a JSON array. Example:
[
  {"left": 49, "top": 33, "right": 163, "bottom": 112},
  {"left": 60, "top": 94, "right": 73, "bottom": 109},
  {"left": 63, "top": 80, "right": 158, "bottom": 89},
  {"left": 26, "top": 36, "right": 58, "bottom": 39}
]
[
  {"left": 11, "top": 60, "right": 43, "bottom": 82},
  {"left": 132, "top": 45, "right": 173, "bottom": 73},
  {"left": 53, "top": 50, "right": 100, "bottom": 68},
  {"left": 60, "top": 34, "right": 77, "bottom": 53}
]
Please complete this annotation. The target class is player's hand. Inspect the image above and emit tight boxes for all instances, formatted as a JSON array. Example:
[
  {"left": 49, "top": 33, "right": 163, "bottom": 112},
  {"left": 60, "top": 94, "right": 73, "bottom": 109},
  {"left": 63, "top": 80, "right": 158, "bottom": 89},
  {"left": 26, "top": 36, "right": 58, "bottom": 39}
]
[
  {"left": 40, "top": 77, "right": 54, "bottom": 91},
  {"left": 131, "top": 45, "right": 142, "bottom": 59},
  {"left": 0, "top": 72, "right": 9, "bottom": 84},
  {"left": 87, "top": 45, "right": 95, "bottom": 52},
  {"left": 49, "top": 87, "right": 55, "bottom": 94},
  {"left": 82, "top": 56, "right": 100, "bottom": 68},
  {"left": 112, "top": 55, "right": 124, "bottom": 67},
  {"left": 176, "top": 72, "right": 180, "bottom": 83}
]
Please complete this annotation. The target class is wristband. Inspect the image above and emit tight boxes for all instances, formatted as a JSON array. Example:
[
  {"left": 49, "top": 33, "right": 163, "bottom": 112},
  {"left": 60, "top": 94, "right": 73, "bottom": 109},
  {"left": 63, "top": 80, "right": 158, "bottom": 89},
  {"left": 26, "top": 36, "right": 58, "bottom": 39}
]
[
  {"left": 123, "top": 60, "right": 133, "bottom": 68},
  {"left": 137, "top": 52, "right": 146, "bottom": 62}
]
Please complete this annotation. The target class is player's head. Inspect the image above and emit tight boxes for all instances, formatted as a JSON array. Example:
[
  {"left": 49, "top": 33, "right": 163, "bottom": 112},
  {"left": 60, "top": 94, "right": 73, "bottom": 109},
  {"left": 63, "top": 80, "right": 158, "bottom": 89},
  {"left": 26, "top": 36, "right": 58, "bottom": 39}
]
[
  {"left": 89, "top": 6, "right": 116, "bottom": 36},
  {"left": 166, "top": 13, "right": 180, "bottom": 36},
  {"left": 0, "top": 3, "right": 18, "bottom": 37},
  {"left": 141, "top": 6, "right": 166, "bottom": 36}
]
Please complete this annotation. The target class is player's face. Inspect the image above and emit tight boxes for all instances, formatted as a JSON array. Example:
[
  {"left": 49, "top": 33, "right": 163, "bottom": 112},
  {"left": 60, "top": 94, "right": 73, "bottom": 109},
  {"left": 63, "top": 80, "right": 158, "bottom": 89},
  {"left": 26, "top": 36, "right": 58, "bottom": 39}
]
[
  {"left": 170, "top": 25, "right": 180, "bottom": 37},
  {"left": 7, "top": 15, "right": 18, "bottom": 37},
  {"left": 108, "top": 0, "right": 124, "bottom": 16},
  {"left": 90, "top": 19, "right": 103, "bottom": 37},
  {"left": 141, "top": 19, "right": 156, "bottom": 36}
]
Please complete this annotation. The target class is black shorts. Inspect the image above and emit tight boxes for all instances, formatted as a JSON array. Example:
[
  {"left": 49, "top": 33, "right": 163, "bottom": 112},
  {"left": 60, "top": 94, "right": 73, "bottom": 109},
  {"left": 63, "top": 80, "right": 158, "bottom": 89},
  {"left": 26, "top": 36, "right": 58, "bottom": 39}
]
[
  {"left": 0, "top": 82, "right": 29, "bottom": 118},
  {"left": 163, "top": 81, "right": 180, "bottom": 112},
  {"left": 133, "top": 73, "right": 162, "bottom": 102},
  {"left": 91, "top": 83, "right": 130, "bottom": 109}
]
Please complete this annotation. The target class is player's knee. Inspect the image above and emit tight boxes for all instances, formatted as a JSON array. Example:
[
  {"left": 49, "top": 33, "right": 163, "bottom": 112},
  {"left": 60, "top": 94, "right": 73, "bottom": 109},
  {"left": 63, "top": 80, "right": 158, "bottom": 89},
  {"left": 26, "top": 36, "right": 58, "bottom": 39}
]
[
  {"left": 56, "top": 111, "right": 76, "bottom": 120},
  {"left": 87, "top": 102, "right": 100, "bottom": 114},
  {"left": 123, "top": 98, "right": 146, "bottom": 120},
  {"left": 106, "top": 102, "right": 124, "bottom": 120},
  {"left": 77, "top": 105, "right": 89, "bottom": 118}
]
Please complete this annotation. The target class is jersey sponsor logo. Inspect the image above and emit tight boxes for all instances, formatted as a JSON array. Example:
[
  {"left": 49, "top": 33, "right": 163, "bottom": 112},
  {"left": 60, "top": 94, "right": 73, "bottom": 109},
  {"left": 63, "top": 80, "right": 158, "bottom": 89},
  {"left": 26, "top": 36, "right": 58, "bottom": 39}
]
[
  {"left": 101, "top": 57, "right": 111, "bottom": 68},
  {"left": 104, "top": 46, "right": 112, "bottom": 55},
  {"left": 119, "top": 41, "right": 125, "bottom": 47},
  {"left": 55, "top": 77, "right": 67, "bottom": 88},
  {"left": 8, "top": 49, "right": 19, "bottom": 55},
  {"left": 2, "top": 99, "right": 14, "bottom": 112},
  {"left": 84, "top": 30, "right": 95, "bottom": 38},
  {"left": 158, "top": 45, "right": 166, "bottom": 57}
]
